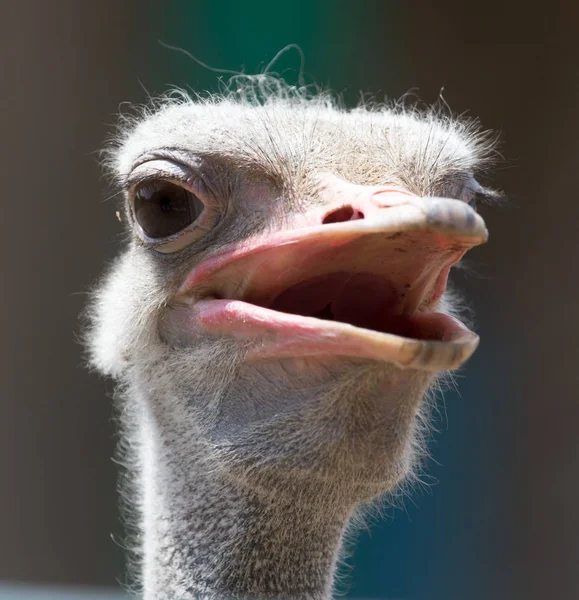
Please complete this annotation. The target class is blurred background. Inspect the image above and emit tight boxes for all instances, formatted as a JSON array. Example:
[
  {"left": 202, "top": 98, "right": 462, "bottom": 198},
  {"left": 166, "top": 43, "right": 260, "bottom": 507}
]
[{"left": 1, "top": 1, "right": 578, "bottom": 598}]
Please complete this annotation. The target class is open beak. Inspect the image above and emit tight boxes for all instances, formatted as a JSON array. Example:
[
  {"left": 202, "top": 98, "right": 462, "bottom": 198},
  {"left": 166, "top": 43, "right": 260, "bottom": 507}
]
[{"left": 170, "top": 188, "right": 488, "bottom": 372}]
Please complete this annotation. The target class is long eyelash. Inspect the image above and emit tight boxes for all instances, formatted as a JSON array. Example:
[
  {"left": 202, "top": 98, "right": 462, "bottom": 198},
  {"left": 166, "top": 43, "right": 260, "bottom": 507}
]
[{"left": 473, "top": 187, "right": 507, "bottom": 207}]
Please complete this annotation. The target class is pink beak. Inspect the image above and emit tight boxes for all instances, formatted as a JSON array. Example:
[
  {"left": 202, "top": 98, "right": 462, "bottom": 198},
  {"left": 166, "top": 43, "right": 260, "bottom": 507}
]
[{"left": 168, "top": 177, "right": 488, "bottom": 371}]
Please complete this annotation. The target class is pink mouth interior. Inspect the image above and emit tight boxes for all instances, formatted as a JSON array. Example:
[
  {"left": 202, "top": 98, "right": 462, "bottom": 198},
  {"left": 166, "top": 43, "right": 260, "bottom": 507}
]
[{"left": 267, "top": 272, "right": 447, "bottom": 341}]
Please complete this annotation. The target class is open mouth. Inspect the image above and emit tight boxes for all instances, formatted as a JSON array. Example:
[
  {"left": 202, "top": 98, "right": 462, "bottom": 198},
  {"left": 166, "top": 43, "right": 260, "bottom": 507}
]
[
  {"left": 268, "top": 271, "right": 453, "bottom": 341},
  {"left": 172, "top": 197, "right": 488, "bottom": 371}
]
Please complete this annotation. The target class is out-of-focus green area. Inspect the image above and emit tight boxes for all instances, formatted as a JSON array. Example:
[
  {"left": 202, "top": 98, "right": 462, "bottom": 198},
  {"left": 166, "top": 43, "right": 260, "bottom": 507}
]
[{"left": 149, "top": 0, "right": 404, "bottom": 105}]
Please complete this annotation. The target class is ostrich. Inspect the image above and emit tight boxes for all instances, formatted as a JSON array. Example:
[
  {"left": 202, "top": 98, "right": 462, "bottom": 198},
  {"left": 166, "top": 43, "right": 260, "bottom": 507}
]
[{"left": 87, "top": 79, "right": 498, "bottom": 600}]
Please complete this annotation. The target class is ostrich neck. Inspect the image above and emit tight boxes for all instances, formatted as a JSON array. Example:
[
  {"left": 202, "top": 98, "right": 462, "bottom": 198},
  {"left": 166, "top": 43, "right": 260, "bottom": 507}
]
[{"left": 137, "top": 400, "right": 351, "bottom": 600}]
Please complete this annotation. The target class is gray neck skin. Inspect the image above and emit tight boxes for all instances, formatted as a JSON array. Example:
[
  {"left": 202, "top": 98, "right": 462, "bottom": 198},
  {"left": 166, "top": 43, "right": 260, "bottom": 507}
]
[
  {"left": 131, "top": 353, "right": 424, "bottom": 599},
  {"left": 138, "top": 409, "right": 352, "bottom": 600}
]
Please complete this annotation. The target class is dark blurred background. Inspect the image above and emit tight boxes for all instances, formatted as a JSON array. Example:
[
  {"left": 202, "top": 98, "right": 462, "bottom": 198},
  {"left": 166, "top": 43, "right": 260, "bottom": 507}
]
[{"left": 1, "top": 1, "right": 578, "bottom": 598}]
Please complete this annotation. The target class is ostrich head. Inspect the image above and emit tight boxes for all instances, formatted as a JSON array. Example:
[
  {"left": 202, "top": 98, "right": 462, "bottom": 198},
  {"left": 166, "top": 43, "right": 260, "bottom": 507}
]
[{"left": 87, "top": 80, "right": 497, "bottom": 598}]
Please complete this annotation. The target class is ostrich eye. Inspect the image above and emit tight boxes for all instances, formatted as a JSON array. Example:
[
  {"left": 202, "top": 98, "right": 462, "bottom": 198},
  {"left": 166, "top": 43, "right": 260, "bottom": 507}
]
[{"left": 133, "top": 181, "right": 205, "bottom": 239}]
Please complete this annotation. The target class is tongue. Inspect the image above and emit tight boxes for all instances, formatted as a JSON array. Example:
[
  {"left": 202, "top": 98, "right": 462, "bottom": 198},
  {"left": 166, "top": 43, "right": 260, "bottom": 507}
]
[
  {"left": 331, "top": 274, "right": 399, "bottom": 329},
  {"left": 270, "top": 273, "right": 344, "bottom": 316},
  {"left": 269, "top": 272, "right": 400, "bottom": 330}
]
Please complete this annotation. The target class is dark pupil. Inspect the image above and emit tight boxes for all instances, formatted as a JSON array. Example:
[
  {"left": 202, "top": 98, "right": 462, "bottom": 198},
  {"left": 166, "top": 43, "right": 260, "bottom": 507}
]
[{"left": 133, "top": 183, "right": 202, "bottom": 239}]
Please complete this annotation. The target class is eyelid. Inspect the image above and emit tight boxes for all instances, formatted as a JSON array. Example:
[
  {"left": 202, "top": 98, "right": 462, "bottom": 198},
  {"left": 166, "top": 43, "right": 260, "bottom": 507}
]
[{"left": 126, "top": 159, "right": 206, "bottom": 196}]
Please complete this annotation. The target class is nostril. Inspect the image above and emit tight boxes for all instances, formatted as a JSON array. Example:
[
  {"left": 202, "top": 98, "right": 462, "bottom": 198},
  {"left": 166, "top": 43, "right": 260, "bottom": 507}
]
[{"left": 322, "top": 205, "right": 364, "bottom": 224}]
